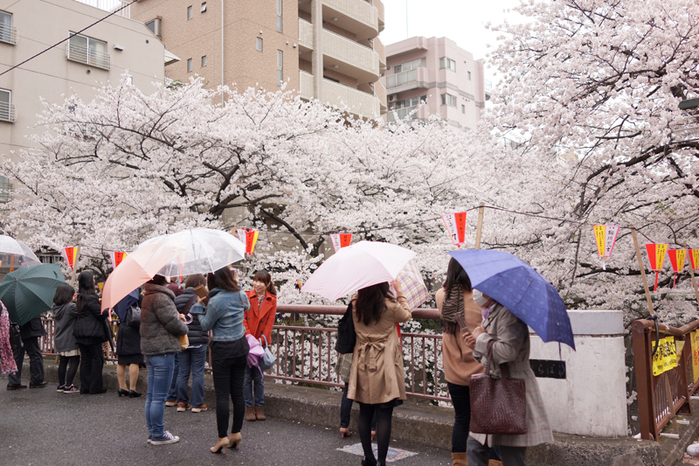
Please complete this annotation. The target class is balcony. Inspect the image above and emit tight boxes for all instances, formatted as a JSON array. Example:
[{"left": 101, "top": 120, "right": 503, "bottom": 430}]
[
  {"left": 299, "top": 71, "right": 381, "bottom": 119},
  {"left": 322, "top": 28, "right": 380, "bottom": 83},
  {"left": 385, "top": 67, "right": 428, "bottom": 93},
  {"left": 322, "top": 0, "right": 379, "bottom": 39},
  {"left": 299, "top": 19, "right": 313, "bottom": 50},
  {"left": 67, "top": 42, "right": 111, "bottom": 70},
  {"left": 0, "top": 22, "right": 17, "bottom": 45},
  {"left": 0, "top": 101, "right": 16, "bottom": 123}
]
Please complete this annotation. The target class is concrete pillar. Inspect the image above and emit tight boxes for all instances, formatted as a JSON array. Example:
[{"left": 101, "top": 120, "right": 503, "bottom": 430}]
[{"left": 311, "top": 0, "right": 323, "bottom": 100}]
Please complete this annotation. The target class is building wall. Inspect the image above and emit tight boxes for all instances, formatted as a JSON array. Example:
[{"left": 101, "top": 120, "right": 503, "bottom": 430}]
[
  {"left": 0, "top": 0, "right": 165, "bottom": 162},
  {"left": 382, "top": 36, "right": 486, "bottom": 129}
]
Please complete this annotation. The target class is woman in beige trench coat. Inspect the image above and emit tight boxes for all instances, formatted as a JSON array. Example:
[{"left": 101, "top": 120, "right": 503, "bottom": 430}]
[
  {"left": 347, "top": 280, "right": 411, "bottom": 466},
  {"left": 464, "top": 291, "right": 554, "bottom": 466}
]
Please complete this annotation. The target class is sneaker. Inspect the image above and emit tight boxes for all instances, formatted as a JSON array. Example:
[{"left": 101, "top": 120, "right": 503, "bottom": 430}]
[
  {"left": 63, "top": 385, "right": 79, "bottom": 394},
  {"left": 176, "top": 402, "right": 190, "bottom": 412},
  {"left": 150, "top": 431, "right": 179, "bottom": 445},
  {"left": 164, "top": 399, "right": 178, "bottom": 407},
  {"left": 147, "top": 434, "right": 152, "bottom": 445},
  {"left": 191, "top": 405, "right": 208, "bottom": 413},
  {"left": 57, "top": 385, "right": 66, "bottom": 393}
]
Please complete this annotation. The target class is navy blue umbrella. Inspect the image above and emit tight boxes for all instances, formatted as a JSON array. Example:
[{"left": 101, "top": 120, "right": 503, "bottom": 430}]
[
  {"left": 448, "top": 249, "right": 575, "bottom": 350},
  {"left": 112, "top": 288, "right": 139, "bottom": 322}
]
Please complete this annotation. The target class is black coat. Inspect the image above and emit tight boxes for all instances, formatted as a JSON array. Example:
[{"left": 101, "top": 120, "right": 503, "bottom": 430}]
[
  {"left": 73, "top": 295, "right": 107, "bottom": 345},
  {"left": 174, "top": 288, "right": 208, "bottom": 346},
  {"left": 19, "top": 316, "right": 47, "bottom": 340},
  {"left": 116, "top": 322, "right": 141, "bottom": 356}
]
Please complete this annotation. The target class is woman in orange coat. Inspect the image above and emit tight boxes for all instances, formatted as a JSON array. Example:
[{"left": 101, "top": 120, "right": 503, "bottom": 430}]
[{"left": 243, "top": 270, "right": 277, "bottom": 422}]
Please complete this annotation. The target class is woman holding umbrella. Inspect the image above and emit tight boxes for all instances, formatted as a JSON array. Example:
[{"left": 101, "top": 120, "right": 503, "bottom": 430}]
[
  {"left": 347, "top": 280, "right": 411, "bottom": 466},
  {"left": 464, "top": 290, "right": 554, "bottom": 466},
  {"left": 192, "top": 266, "right": 250, "bottom": 455}
]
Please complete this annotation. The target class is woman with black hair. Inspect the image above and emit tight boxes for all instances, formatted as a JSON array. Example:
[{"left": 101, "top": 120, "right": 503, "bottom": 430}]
[
  {"left": 52, "top": 283, "right": 80, "bottom": 393},
  {"left": 192, "top": 267, "right": 250, "bottom": 455},
  {"left": 347, "top": 280, "right": 411, "bottom": 466},
  {"left": 72, "top": 271, "right": 108, "bottom": 394},
  {"left": 436, "top": 258, "right": 484, "bottom": 466}
]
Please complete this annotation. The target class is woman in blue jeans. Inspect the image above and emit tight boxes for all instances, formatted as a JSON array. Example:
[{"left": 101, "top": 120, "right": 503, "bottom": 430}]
[
  {"left": 139, "top": 275, "right": 188, "bottom": 445},
  {"left": 173, "top": 274, "right": 209, "bottom": 412},
  {"left": 193, "top": 266, "right": 250, "bottom": 455}
]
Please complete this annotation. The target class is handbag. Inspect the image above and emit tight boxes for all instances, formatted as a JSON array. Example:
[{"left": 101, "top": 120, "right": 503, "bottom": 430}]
[
  {"left": 179, "top": 334, "right": 189, "bottom": 350},
  {"left": 258, "top": 334, "right": 276, "bottom": 371},
  {"left": 334, "top": 301, "right": 355, "bottom": 354},
  {"left": 123, "top": 305, "right": 141, "bottom": 328},
  {"left": 469, "top": 339, "right": 528, "bottom": 435}
]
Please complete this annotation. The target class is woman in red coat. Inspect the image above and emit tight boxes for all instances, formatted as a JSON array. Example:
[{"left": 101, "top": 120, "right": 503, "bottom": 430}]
[{"left": 243, "top": 270, "right": 277, "bottom": 421}]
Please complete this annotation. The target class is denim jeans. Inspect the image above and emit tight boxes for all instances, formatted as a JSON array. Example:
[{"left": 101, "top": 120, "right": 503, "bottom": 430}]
[
  {"left": 166, "top": 352, "right": 179, "bottom": 401},
  {"left": 145, "top": 353, "right": 176, "bottom": 438},
  {"left": 243, "top": 364, "right": 264, "bottom": 407},
  {"left": 176, "top": 344, "right": 208, "bottom": 407}
]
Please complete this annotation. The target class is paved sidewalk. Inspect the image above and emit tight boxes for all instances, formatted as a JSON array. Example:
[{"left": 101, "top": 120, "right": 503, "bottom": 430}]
[{"left": 0, "top": 376, "right": 452, "bottom": 466}]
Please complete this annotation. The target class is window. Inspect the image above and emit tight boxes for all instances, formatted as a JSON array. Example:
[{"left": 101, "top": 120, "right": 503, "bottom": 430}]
[
  {"left": 187, "top": 6, "right": 193, "bottom": 19},
  {"left": 441, "top": 93, "right": 457, "bottom": 107},
  {"left": 200, "top": 2, "right": 207, "bottom": 12},
  {"left": 0, "top": 11, "right": 14, "bottom": 45},
  {"left": 277, "top": 50, "right": 283, "bottom": 86},
  {"left": 146, "top": 18, "right": 161, "bottom": 37},
  {"left": 468, "top": 71, "right": 472, "bottom": 81},
  {"left": 461, "top": 104, "right": 465, "bottom": 114},
  {"left": 440, "top": 57, "right": 456, "bottom": 71},
  {"left": 393, "top": 64, "right": 401, "bottom": 73},
  {"left": 201, "top": 55, "right": 207, "bottom": 67},
  {"left": 187, "top": 58, "right": 192, "bottom": 72},
  {"left": 0, "top": 175, "right": 9, "bottom": 202},
  {"left": 256, "top": 37, "right": 263, "bottom": 52},
  {"left": 0, "top": 89, "right": 14, "bottom": 122},
  {"left": 67, "top": 33, "right": 110, "bottom": 69},
  {"left": 276, "top": 0, "right": 283, "bottom": 32}
]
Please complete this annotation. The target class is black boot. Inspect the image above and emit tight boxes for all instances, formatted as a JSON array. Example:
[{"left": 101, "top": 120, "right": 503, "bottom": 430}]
[{"left": 361, "top": 457, "right": 377, "bottom": 466}]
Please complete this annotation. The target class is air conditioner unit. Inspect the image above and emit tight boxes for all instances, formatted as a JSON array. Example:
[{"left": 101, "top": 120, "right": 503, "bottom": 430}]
[{"left": 388, "top": 95, "right": 396, "bottom": 102}]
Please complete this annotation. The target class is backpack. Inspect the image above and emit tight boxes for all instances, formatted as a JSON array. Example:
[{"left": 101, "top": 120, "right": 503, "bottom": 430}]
[{"left": 334, "top": 301, "right": 355, "bottom": 354}]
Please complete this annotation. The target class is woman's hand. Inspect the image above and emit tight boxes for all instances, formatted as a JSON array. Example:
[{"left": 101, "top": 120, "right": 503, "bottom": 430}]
[
  {"left": 463, "top": 325, "right": 485, "bottom": 348},
  {"left": 178, "top": 313, "right": 186, "bottom": 322},
  {"left": 391, "top": 279, "right": 403, "bottom": 294}
]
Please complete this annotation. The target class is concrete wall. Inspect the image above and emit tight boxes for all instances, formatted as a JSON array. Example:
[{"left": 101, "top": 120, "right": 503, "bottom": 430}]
[{"left": 529, "top": 310, "right": 628, "bottom": 438}]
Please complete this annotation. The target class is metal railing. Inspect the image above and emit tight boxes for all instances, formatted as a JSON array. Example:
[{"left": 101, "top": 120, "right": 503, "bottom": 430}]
[
  {"left": 38, "top": 304, "right": 448, "bottom": 403},
  {"left": 631, "top": 318, "right": 699, "bottom": 440},
  {"left": 66, "top": 42, "right": 111, "bottom": 70},
  {"left": 0, "top": 22, "right": 17, "bottom": 45},
  {"left": 0, "top": 101, "right": 16, "bottom": 123}
]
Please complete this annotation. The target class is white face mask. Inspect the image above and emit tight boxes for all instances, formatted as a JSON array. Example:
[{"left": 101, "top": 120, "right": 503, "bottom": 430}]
[{"left": 472, "top": 289, "right": 489, "bottom": 307}]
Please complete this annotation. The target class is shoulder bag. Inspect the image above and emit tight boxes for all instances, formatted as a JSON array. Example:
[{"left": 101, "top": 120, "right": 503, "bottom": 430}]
[
  {"left": 469, "top": 339, "right": 528, "bottom": 435},
  {"left": 124, "top": 305, "right": 141, "bottom": 328},
  {"left": 334, "top": 301, "right": 355, "bottom": 354},
  {"left": 258, "top": 334, "right": 276, "bottom": 372}
]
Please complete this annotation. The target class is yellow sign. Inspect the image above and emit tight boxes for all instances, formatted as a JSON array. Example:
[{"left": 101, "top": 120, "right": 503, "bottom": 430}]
[
  {"left": 652, "top": 336, "right": 679, "bottom": 376},
  {"left": 692, "top": 331, "right": 699, "bottom": 384}
]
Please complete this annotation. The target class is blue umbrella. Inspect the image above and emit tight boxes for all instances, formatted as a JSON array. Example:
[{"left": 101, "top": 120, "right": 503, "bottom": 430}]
[
  {"left": 448, "top": 249, "right": 575, "bottom": 350},
  {"left": 112, "top": 288, "right": 140, "bottom": 322}
]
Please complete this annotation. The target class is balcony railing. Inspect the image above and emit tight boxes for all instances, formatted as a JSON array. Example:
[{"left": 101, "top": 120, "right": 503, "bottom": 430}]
[
  {"left": 387, "top": 106, "right": 419, "bottom": 123},
  {"left": 0, "top": 22, "right": 17, "bottom": 45},
  {"left": 324, "top": 0, "right": 379, "bottom": 35},
  {"left": 0, "top": 101, "right": 16, "bottom": 122},
  {"left": 322, "top": 28, "right": 379, "bottom": 80},
  {"left": 66, "top": 43, "right": 111, "bottom": 70}
]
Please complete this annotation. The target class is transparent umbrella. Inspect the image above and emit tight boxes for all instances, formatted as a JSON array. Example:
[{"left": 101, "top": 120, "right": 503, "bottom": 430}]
[
  {"left": 0, "top": 235, "right": 39, "bottom": 266},
  {"left": 101, "top": 228, "right": 246, "bottom": 311}
]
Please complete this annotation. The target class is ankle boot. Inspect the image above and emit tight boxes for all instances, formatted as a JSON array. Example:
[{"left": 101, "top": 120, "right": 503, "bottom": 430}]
[
  {"left": 245, "top": 406, "right": 256, "bottom": 421},
  {"left": 254, "top": 405, "right": 266, "bottom": 421},
  {"left": 452, "top": 452, "right": 468, "bottom": 465}
]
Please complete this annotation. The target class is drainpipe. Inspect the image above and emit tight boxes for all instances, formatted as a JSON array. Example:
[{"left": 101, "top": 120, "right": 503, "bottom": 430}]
[{"left": 221, "top": 0, "right": 225, "bottom": 104}]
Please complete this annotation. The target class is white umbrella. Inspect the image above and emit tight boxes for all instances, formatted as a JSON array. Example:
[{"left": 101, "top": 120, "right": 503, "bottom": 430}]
[
  {"left": 0, "top": 235, "right": 40, "bottom": 265},
  {"left": 301, "top": 241, "right": 417, "bottom": 301},
  {"left": 101, "top": 228, "right": 246, "bottom": 311}
]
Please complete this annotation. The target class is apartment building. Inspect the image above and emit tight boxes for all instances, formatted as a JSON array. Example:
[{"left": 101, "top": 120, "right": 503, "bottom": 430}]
[
  {"left": 131, "top": 0, "right": 386, "bottom": 120},
  {"left": 382, "top": 36, "right": 490, "bottom": 129},
  {"left": 0, "top": 0, "right": 168, "bottom": 200}
]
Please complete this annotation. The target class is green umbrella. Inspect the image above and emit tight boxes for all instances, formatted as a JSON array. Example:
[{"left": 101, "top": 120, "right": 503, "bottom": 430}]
[{"left": 0, "top": 263, "right": 66, "bottom": 326}]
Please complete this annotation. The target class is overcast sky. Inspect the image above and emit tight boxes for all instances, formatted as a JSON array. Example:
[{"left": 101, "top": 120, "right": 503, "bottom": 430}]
[{"left": 379, "top": 0, "right": 524, "bottom": 83}]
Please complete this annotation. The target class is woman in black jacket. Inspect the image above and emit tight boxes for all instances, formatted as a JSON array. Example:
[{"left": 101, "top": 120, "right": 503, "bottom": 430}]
[
  {"left": 73, "top": 271, "right": 108, "bottom": 394},
  {"left": 173, "top": 274, "right": 209, "bottom": 412},
  {"left": 116, "top": 290, "right": 144, "bottom": 398}
]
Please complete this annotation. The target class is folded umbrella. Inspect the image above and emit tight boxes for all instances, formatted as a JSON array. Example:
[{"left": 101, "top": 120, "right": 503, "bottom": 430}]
[
  {"left": 301, "top": 241, "right": 418, "bottom": 301},
  {"left": 0, "top": 263, "right": 66, "bottom": 326},
  {"left": 448, "top": 249, "right": 575, "bottom": 350}
]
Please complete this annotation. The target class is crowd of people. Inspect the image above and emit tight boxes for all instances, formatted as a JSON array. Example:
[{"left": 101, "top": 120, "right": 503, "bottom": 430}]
[{"left": 1, "top": 259, "right": 552, "bottom": 466}]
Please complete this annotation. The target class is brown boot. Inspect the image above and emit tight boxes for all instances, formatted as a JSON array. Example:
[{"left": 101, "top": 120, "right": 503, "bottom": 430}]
[
  {"left": 488, "top": 461, "right": 503, "bottom": 466},
  {"left": 245, "top": 406, "right": 256, "bottom": 421},
  {"left": 452, "top": 452, "right": 468, "bottom": 466},
  {"left": 254, "top": 405, "right": 266, "bottom": 421}
]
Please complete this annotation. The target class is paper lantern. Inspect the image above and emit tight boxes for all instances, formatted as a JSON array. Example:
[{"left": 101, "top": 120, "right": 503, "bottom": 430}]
[
  {"left": 593, "top": 224, "right": 619, "bottom": 270},
  {"left": 645, "top": 243, "right": 668, "bottom": 291},
  {"left": 442, "top": 212, "right": 467, "bottom": 247},
  {"left": 330, "top": 233, "right": 352, "bottom": 253}
]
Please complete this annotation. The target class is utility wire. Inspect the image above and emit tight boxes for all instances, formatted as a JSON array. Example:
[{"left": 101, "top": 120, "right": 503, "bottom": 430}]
[{"left": 0, "top": 0, "right": 137, "bottom": 79}]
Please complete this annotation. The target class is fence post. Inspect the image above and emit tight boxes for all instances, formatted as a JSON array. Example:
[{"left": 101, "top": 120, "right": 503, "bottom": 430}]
[{"left": 632, "top": 320, "right": 655, "bottom": 440}]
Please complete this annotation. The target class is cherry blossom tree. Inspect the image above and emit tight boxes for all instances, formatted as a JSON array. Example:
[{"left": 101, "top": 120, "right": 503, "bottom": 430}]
[{"left": 482, "top": 0, "right": 699, "bottom": 323}]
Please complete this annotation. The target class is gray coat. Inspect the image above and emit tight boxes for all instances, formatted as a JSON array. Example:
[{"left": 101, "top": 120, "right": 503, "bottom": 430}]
[
  {"left": 53, "top": 302, "right": 79, "bottom": 353},
  {"left": 139, "top": 283, "right": 188, "bottom": 356},
  {"left": 471, "top": 303, "right": 554, "bottom": 448}
]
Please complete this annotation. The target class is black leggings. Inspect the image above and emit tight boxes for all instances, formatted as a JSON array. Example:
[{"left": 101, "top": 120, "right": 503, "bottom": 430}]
[
  {"left": 211, "top": 352, "right": 247, "bottom": 438},
  {"left": 58, "top": 355, "right": 80, "bottom": 386},
  {"left": 358, "top": 402, "right": 394, "bottom": 465}
]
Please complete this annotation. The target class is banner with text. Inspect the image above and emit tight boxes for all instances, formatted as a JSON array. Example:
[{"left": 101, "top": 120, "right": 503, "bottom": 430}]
[{"left": 441, "top": 212, "right": 467, "bottom": 247}]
